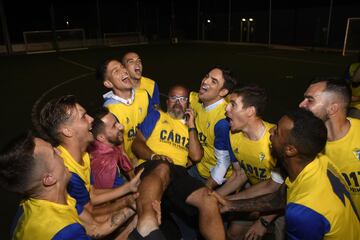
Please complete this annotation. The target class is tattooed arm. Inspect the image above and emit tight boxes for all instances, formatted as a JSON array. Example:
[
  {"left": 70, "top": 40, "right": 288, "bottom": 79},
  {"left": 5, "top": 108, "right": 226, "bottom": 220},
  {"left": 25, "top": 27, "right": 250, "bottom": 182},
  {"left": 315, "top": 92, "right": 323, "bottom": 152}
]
[
  {"left": 213, "top": 183, "right": 286, "bottom": 213},
  {"left": 80, "top": 207, "right": 136, "bottom": 239}
]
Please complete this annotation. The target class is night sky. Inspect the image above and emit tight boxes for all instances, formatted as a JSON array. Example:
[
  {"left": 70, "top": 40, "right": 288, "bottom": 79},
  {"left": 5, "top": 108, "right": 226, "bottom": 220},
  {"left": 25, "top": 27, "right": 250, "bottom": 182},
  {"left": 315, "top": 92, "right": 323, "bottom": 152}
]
[{"left": 1, "top": 0, "right": 360, "bottom": 46}]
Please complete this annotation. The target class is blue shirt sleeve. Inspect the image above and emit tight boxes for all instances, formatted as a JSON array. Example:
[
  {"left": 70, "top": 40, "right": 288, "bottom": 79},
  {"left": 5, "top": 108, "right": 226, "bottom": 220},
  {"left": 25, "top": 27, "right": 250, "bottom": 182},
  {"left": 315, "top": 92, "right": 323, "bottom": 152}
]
[
  {"left": 229, "top": 144, "right": 237, "bottom": 163},
  {"left": 139, "top": 110, "right": 160, "bottom": 139},
  {"left": 67, "top": 173, "right": 90, "bottom": 215},
  {"left": 52, "top": 223, "right": 91, "bottom": 240},
  {"left": 286, "top": 203, "right": 330, "bottom": 240},
  {"left": 214, "top": 119, "right": 231, "bottom": 151},
  {"left": 151, "top": 83, "right": 160, "bottom": 106}
]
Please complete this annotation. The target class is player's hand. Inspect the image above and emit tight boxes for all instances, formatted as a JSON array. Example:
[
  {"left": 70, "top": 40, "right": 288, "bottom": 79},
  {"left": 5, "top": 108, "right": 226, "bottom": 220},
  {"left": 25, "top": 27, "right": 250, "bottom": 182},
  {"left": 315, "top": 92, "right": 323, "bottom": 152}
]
[
  {"left": 210, "top": 190, "right": 232, "bottom": 213},
  {"left": 152, "top": 200, "right": 162, "bottom": 225},
  {"left": 185, "top": 108, "right": 195, "bottom": 128},
  {"left": 152, "top": 154, "right": 173, "bottom": 163},
  {"left": 129, "top": 168, "right": 143, "bottom": 192},
  {"left": 244, "top": 219, "right": 267, "bottom": 240}
]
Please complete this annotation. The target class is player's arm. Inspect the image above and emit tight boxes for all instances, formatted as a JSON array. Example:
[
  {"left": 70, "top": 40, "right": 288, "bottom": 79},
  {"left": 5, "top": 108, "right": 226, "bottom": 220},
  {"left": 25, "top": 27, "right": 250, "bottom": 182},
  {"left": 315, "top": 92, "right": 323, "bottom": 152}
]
[
  {"left": 213, "top": 183, "right": 286, "bottom": 213},
  {"left": 206, "top": 119, "right": 232, "bottom": 189},
  {"left": 80, "top": 207, "right": 136, "bottom": 239},
  {"left": 227, "top": 171, "right": 283, "bottom": 200},
  {"left": 89, "top": 169, "right": 142, "bottom": 206},
  {"left": 131, "top": 111, "right": 172, "bottom": 162},
  {"left": 216, "top": 161, "right": 248, "bottom": 196},
  {"left": 186, "top": 108, "right": 203, "bottom": 162}
]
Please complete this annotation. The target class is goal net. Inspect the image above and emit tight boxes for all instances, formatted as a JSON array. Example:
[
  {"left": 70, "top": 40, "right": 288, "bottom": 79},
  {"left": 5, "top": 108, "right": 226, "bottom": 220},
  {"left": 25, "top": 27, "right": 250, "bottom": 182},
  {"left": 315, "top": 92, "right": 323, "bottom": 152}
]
[
  {"left": 23, "top": 28, "right": 86, "bottom": 53},
  {"left": 103, "top": 32, "right": 147, "bottom": 47},
  {"left": 343, "top": 18, "right": 360, "bottom": 56}
]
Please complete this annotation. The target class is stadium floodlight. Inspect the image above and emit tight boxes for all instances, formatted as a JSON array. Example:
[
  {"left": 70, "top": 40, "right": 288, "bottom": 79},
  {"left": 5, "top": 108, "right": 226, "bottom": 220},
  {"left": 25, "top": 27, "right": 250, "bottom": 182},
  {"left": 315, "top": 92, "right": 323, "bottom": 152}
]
[
  {"left": 249, "top": 18, "right": 254, "bottom": 22},
  {"left": 242, "top": 18, "right": 246, "bottom": 22},
  {"left": 207, "top": 19, "right": 211, "bottom": 23},
  {"left": 342, "top": 17, "right": 360, "bottom": 56}
]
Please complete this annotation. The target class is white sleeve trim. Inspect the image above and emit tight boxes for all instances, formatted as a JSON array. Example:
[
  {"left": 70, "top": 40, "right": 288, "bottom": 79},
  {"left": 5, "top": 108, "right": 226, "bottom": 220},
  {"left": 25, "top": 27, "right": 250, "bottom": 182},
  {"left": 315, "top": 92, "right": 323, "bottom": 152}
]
[
  {"left": 210, "top": 148, "right": 231, "bottom": 185},
  {"left": 271, "top": 170, "right": 284, "bottom": 184}
]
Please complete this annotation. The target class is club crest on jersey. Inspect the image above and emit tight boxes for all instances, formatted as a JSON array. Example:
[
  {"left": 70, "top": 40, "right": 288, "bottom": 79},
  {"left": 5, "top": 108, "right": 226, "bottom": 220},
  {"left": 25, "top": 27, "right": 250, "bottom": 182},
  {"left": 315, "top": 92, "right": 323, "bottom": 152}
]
[
  {"left": 139, "top": 107, "right": 143, "bottom": 114},
  {"left": 206, "top": 122, "right": 210, "bottom": 129},
  {"left": 353, "top": 148, "right": 360, "bottom": 160},
  {"left": 162, "top": 120, "right": 169, "bottom": 124},
  {"left": 234, "top": 148, "right": 239, "bottom": 154},
  {"left": 259, "top": 152, "right": 265, "bottom": 162},
  {"left": 126, "top": 117, "right": 130, "bottom": 124}
]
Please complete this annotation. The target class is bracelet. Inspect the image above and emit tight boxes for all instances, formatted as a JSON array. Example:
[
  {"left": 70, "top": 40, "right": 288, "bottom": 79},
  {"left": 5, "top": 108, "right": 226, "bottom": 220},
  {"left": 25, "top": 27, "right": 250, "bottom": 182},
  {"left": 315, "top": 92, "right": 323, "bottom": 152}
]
[
  {"left": 150, "top": 153, "right": 157, "bottom": 161},
  {"left": 259, "top": 217, "right": 271, "bottom": 228},
  {"left": 188, "top": 127, "right": 197, "bottom": 132}
]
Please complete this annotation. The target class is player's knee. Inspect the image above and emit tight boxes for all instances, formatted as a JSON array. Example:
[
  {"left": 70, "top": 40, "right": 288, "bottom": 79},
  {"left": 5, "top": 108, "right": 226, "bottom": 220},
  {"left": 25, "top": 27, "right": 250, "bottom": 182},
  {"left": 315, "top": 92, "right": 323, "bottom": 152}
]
[
  {"left": 188, "top": 187, "right": 218, "bottom": 210},
  {"left": 153, "top": 161, "right": 170, "bottom": 183}
]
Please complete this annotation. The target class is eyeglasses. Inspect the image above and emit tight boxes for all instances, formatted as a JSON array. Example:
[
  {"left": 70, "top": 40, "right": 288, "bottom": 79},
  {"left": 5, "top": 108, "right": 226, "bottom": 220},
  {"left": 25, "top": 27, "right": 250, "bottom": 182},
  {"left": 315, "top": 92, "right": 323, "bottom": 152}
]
[{"left": 168, "top": 96, "right": 188, "bottom": 103}]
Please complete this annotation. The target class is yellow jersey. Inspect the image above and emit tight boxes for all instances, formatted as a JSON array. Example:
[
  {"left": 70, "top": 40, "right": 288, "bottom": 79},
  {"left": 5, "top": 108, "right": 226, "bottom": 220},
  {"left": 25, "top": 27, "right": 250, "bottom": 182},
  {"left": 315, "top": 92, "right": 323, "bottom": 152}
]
[
  {"left": 230, "top": 121, "right": 276, "bottom": 185},
  {"left": 285, "top": 155, "right": 359, "bottom": 239},
  {"left": 190, "top": 92, "right": 232, "bottom": 179},
  {"left": 138, "top": 110, "right": 189, "bottom": 167},
  {"left": 104, "top": 89, "right": 150, "bottom": 164},
  {"left": 11, "top": 196, "right": 89, "bottom": 240},
  {"left": 325, "top": 117, "right": 360, "bottom": 212},
  {"left": 140, "top": 76, "right": 160, "bottom": 107},
  {"left": 58, "top": 145, "right": 91, "bottom": 214}
]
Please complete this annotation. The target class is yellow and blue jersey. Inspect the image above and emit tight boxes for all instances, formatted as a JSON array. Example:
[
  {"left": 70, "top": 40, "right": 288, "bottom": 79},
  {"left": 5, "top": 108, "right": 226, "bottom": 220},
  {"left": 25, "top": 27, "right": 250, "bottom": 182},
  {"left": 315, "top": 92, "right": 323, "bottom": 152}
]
[
  {"left": 325, "top": 117, "right": 360, "bottom": 212},
  {"left": 138, "top": 110, "right": 189, "bottom": 167},
  {"left": 140, "top": 76, "right": 160, "bottom": 107},
  {"left": 285, "top": 155, "right": 359, "bottom": 240},
  {"left": 230, "top": 121, "right": 276, "bottom": 185},
  {"left": 104, "top": 89, "right": 151, "bottom": 163},
  {"left": 58, "top": 145, "right": 92, "bottom": 214},
  {"left": 11, "top": 196, "right": 90, "bottom": 240},
  {"left": 189, "top": 92, "right": 232, "bottom": 179}
]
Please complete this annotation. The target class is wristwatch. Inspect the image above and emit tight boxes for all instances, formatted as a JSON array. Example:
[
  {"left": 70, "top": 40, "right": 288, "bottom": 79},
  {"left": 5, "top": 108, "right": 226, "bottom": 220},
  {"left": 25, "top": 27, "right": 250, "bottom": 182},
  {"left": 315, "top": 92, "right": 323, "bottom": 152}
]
[{"left": 259, "top": 217, "right": 271, "bottom": 228}]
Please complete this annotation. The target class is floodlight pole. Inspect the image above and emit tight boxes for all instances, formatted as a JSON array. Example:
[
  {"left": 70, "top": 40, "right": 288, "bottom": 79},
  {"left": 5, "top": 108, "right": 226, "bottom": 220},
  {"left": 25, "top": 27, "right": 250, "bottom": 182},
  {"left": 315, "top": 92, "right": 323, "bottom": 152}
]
[
  {"left": 227, "top": 0, "right": 231, "bottom": 41},
  {"left": 268, "top": 0, "right": 272, "bottom": 47},
  {"left": 326, "top": 0, "right": 333, "bottom": 46},
  {"left": 0, "top": 0, "right": 12, "bottom": 55},
  {"left": 96, "top": 0, "right": 103, "bottom": 46},
  {"left": 136, "top": 0, "right": 141, "bottom": 33},
  {"left": 50, "top": 3, "right": 59, "bottom": 52},
  {"left": 197, "top": 0, "right": 200, "bottom": 40}
]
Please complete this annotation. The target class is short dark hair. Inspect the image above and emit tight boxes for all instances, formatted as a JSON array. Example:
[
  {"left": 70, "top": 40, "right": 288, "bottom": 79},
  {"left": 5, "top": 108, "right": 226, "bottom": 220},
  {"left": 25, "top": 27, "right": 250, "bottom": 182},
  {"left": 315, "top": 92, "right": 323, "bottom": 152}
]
[
  {"left": 232, "top": 85, "right": 267, "bottom": 117},
  {"left": 310, "top": 77, "right": 351, "bottom": 109},
  {"left": 285, "top": 108, "right": 327, "bottom": 160},
  {"left": 168, "top": 84, "right": 189, "bottom": 97},
  {"left": 91, "top": 107, "right": 110, "bottom": 138},
  {"left": 96, "top": 57, "right": 121, "bottom": 83},
  {"left": 0, "top": 132, "right": 36, "bottom": 195},
  {"left": 209, "top": 65, "right": 237, "bottom": 95},
  {"left": 34, "top": 95, "right": 77, "bottom": 146},
  {"left": 121, "top": 51, "right": 139, "bottom": 65}
]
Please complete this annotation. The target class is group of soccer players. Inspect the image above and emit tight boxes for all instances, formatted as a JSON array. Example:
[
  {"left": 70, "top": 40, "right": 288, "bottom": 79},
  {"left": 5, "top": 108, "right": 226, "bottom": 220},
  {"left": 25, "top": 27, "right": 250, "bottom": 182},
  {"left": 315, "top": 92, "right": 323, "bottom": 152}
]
[{"left": 0, "top": 52, "right": 359, "bottom": 240}]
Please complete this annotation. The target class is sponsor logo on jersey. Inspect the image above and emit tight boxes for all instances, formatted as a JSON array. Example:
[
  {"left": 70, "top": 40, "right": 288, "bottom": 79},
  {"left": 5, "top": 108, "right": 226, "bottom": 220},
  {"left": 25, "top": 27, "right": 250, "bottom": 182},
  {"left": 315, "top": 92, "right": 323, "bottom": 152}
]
[{"left": 259, "top": 152, "right": 265, "bottom": 162}]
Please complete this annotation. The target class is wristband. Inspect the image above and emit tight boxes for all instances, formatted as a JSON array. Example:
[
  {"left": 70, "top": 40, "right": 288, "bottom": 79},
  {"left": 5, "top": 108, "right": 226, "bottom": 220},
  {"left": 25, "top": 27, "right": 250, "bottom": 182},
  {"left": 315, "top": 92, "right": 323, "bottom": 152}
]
[
  {"left": 188, "top": 127, "right": 197, "bottom": 132},
  {"left": 259, "top": 217, "right": 271, "bottom": 228}
]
